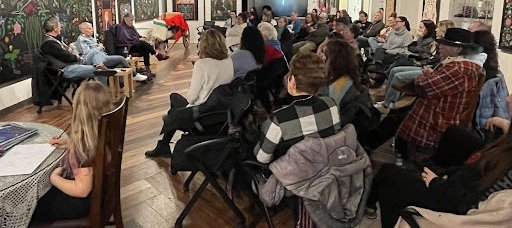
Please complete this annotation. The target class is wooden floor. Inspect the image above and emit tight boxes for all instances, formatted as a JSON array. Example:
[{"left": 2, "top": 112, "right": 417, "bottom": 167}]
[{"left": 1, "top": 46, "right": 389, "bottom": 228}]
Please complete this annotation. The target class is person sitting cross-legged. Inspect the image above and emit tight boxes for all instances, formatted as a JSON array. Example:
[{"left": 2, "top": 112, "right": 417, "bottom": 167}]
[
  {"left": 76, "top": 22, "right": 147, "bottom": 82},
  {"left": 292, "top": 13, "right": 330, "bottom": 55},
  {"left": 41, "top": 17, "right": 116, "bottom": 80},
  {"left": 254, "top": 52, "right": 341, "bottom": 164}
]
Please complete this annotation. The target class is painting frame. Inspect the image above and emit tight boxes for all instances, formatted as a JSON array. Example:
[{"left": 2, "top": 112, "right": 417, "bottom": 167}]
[
  {"left": 211, "top": 0, "right": 236, "bottom": 21},
  {"left": 117, "top": 0, "right": 133, "bottom": 22},
  {"left": 499, "top": 0, "right": 512, "bottom": 51},
  {"left": 173, "top": 0, "right": 199, "bottom": 20},
  {"left": 134, "top": 0, "right": 159, "bottom": 22}
]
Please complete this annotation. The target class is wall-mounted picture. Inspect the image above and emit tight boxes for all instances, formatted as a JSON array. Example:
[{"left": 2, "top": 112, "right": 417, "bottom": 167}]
[
  {"left": 499, "top": 0, "right": 512, "bottom": 50},
  {"left": 96, "top": 0, "right": 116, "bottom": 41},
  {"left": 174, "top": 0, "right": 198, "bottom": 20},
  {"left": 211, "top": 0, "right": 236, "bottom": 21},
  {"left": 134, "top": 0, "right": 159, "bottom": 22},
  {"left": 118, "top": 0, "right": 132, "bottom": 19}
]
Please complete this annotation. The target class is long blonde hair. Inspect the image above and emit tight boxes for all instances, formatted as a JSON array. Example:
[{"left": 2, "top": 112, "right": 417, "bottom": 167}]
[
  {"left": 199, "top": 29, "right": 228, "bottom": 60},
  {"left": 69, "top": 81, "right": 113, "bottom": 166}
]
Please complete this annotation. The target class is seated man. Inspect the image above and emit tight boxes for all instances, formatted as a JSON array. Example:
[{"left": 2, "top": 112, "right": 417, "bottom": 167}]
[
  {"left": 292, "top": 13, "right": 330, "bottom": 54},
  {"left": 395, "top": 28, "right": 486, "bottom": 161},
  {"left": 76, "top": 22, "right": 147, "bottom": 81},
  {"left": 254, "top": 52, "right": 341, "bottom": 164},
  {"left": 356, "top": 10, "right": 385, "bottom": 49},
  {"left": 41, "top": 17, "right": 115, "bottom": 79}
]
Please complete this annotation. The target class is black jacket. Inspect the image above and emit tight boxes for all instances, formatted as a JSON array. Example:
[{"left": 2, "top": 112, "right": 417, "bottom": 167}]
[{"left": 40, "top": 35, "right": 78, "bottom": 69}]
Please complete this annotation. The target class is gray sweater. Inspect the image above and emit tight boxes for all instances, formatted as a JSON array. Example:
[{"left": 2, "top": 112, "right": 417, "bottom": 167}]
[{"left": 383, "top": 27, "right": 413, "bottom": 55}]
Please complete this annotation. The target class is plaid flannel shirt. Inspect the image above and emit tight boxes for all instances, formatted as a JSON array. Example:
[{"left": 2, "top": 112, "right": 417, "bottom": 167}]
[
  {"left": 254, "top": 95, "right": 341, "bottom": 163},
  {"left": 397, "top": 58, "right": 485, "bottom": 148}
]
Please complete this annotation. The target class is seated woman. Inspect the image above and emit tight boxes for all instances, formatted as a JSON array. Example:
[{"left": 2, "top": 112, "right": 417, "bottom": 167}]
[
  {"left": 116, "top": 13, "right": 169, "bottom": 77},
  {"left": 368, "top": 14, "right": 397, "bottom": 52},
  {"left": 366, "top": 121, "right": 512, "bottom": 227},
  {"left": 276, "top": 16, "right": 293, "bottom": 61},
  {"left": 254, "top": 52, "right": 341, "bottom": 164},
  {"left": 294, "top": 13, "right": 317, "bottom": 42},
  {"left": 230, "top": 27, "right": 265, "bottom": 78},
  {"left": 257, "top": 22, "right": 284, "bottom": 66},
  {"left": 261, "top": 10, "right": 277, "bottom": 26},
  {"left": 145, "top": 29, "right": 234, "bottom": 157},
  {"left": 372, "top": 16, "right": 413, "bottom": 66},
  {"left": 30, "top": 81, "right": 114, "bottom": 222},
  {"left": 322, "top": 39, "right": 378, "bottom": 134},
  {"left": 225, "top": 12, "right": 248, "bottom": 51},
  {"left": 374, "top": 19, "right": 437, "bottom": 110}
]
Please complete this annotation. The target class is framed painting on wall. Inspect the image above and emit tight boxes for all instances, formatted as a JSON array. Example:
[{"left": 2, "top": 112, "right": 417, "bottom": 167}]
[
  {"left": 211, "top": 0, "right": 236, "bottom": 21},
  {"left": 422, "top": 0, "right": 441, "bottom": 23},
  {"left": 500, "top": 0, "right": 512, "bottom": 50},
  {"left": 134, "top": 0, "right": 159, "bottom": 22},
  {"left": 118, "top": 0, "right": 132, "bottom": 20},
  {"left": 96, "top": 0, "right": 116, "bottom": 41},
  {"left": 173, "top": 0, "right": 199, "bottom": 20}
]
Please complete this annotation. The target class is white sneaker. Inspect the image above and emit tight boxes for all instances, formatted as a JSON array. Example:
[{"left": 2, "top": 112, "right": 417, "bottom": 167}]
[
  {"left": 374, "top": 101, "right": 390, "bottom": 114},
  {"left": 133, "top": 73, "right": 148, "bottom": 82}
]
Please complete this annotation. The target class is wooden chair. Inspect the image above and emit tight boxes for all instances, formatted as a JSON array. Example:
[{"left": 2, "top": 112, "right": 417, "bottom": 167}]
[{"left": 31, "top": 96, "right": 129, "bottom": 228}]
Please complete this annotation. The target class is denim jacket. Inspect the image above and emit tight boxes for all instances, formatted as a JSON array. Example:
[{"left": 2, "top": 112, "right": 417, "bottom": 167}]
[{"left": 475, "top": 72, "right": 510, "bottom": 136}]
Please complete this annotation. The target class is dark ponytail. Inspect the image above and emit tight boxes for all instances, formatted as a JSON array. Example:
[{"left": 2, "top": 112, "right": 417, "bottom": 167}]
[{"left": 399, "top": 16, "right": 410, "bottom": 31}]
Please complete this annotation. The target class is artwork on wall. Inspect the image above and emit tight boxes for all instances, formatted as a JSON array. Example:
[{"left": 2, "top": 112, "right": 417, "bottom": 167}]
[
  {"left": 134, "top": 0, "right": 159, "bottom": 22},
  {"left": 211, "top": 0, "right": 235, "bottom": 21},
  {"left": 422, "top": 0, "right": 441, "bottom": 23},
  {"left": 95, "top": 0, "right": 116, "bottom": 41},
  {"left": 500, "top": 0, "right": 512, "bottom": 50},
  {"left": 173, "top": 0, "right": 198, "bottom": 20},
  {"left": 386, "top": 0, "right": 395, "bottom": 15},
  {"left": 0, "top": 0, "right": 92, "bottom": 86},
  {"left": 118, "top": 0, "right": 132, "bottom": 20},
  {"left": 308, "top": 0, "right": 339, "bottom": 15},
  {"left": 347, "top": 0, "right": 363, "bottom": 21}
]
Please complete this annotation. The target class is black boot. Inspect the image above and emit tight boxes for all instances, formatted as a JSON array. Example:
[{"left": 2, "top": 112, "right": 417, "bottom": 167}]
[
  {"left": 155, "top": 53, "right": 169, "bottom": 61},
  {"left": 145, "top": 140, "right": 171, "bottom": 158}
]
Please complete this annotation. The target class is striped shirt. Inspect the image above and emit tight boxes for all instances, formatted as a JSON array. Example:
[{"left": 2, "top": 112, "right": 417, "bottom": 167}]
[{"left": 254, "top": 95, "right": 341, "bottom": 163}]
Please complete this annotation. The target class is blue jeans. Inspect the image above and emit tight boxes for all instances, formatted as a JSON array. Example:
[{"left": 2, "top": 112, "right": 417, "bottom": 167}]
[
  {"left": 356, "top": 36, "right": 370, "bottom": 49},
  {"left": 62, "top": 64, "right": 97, "bottom": 79},
  {"left": 103, "top": 55, "right": 130, "bottom": 68},
  {"left": 383, "top": 66, "right": 422, "bottom": 107},
  {"left": 84, "top": 50, "right": 129, "bottom": 68},
  {"left": 368, "top": 37, "right": 384, "bottom": 52}
]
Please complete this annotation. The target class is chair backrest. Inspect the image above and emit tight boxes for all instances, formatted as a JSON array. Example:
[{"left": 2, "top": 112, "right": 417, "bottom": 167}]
[
  {"left": 104, "top": 24, "right": 119, "bottom": 55},
  {"left": 89, "top": 96, "right": 129, "bottom": 227}
]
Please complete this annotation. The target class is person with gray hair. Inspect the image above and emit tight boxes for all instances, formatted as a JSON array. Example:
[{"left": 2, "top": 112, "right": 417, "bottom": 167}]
[
  {"left": 40, "top": 17, "right": 116, "bottom": 79},
  {"left": 257, "top": 22, "right": 284, "bottom": 65},
  {"left": 76, "top": 22, "right": 147, "bottom": 81},
  {"left": 292, "top": 12, "right": 329, "bottom": 54},
  {"left": 117, "top": 13, "right": 168, "bottom": 77}
]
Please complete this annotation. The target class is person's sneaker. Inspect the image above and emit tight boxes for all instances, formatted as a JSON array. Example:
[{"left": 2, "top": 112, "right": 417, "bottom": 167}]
[
  {"left": 94, "top": 69, "right": 118, "bottom": 77},
  {"left": 155, "top": 53, "right": 169, "bottom": 61},
  {"left": 374, "top": 101, "right": 390, "bottom": 114},
  {"left": 145, "top": 140, "right": 171, "bottom": 158},
  {"left": 133, "top": 73, "right": 148, "bottom": 82},
  {"left": 364, "top": 208, "right": 378, "bottom": 220}
]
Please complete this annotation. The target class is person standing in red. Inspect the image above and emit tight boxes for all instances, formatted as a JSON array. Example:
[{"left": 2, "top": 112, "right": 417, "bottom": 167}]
[{"left": 395, "top": 28, "right": 486, "bottom": 162}]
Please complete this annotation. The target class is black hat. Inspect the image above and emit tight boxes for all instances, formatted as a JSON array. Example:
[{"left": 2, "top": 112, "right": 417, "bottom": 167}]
[
  {"left": 436, "top": 28, "right": 478, "bottom": 48},
  {"left": 335, "top": 17, "right": 350, "bottom": 26}
]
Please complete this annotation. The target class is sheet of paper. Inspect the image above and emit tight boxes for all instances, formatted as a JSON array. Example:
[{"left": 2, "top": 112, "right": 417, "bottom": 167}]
[{"left": 0, "top": 144, "right": 55, "bottom": 176}]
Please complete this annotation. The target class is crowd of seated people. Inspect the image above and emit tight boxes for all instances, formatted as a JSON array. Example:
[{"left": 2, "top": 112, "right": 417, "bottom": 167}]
[{"left": 32, "top": 6, "right": 512, "bottom": 228}]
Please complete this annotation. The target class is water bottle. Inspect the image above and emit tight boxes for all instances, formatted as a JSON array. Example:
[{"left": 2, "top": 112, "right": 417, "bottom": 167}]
[
  {"left": 395, "top": 153, "right": 404, "bottom": 168},
  {"left": 123, "top": 47, "right": 128, "bottom": 57}
]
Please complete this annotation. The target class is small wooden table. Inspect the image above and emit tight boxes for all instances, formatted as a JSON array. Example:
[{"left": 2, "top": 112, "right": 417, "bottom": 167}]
[
  {"left": 128, "top": 56, "right": 141, "bottom": 72},
  {"left": 108, "top": 68, "right": 134, "bottom": 98}
]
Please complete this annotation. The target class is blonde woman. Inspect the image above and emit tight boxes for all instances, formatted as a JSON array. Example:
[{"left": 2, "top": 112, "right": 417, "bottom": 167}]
[
  {"left": 31, "top": 81, "right": 114, "bottom": 222},
  {"left": 435, "top": 20, "right": 455, "bottom": 38},
  {"left": 146, "top": 29, "right": 234, "bottom": 157}
]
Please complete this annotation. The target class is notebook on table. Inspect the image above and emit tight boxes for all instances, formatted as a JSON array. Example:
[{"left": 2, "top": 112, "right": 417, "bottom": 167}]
[{"left": 0, "top": 123, "right": 38, "bottom": 155}]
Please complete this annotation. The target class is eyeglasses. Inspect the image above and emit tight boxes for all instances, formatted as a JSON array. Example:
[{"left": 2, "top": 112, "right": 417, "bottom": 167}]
[{"left": 395, "top": 20, "right": 404, "bottom": 23}]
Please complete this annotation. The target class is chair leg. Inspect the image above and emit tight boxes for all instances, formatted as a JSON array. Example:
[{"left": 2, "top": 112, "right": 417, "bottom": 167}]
[
  {"left": 114, "top": 199, "right": 124, "bottom": 228},
  {"left": 175, "top": 178, "right": 209, "bottom": 228},
  {"left": 207, "top": 173, "right": 246, "bottom": 227},
  {"left": 183, "top": 171, "right": 197, "bottom": 192}
]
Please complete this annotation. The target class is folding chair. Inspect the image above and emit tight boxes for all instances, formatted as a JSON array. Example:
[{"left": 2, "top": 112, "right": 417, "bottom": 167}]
[{"left": 173, "top": 93, "right": 252, "bottom": 228}]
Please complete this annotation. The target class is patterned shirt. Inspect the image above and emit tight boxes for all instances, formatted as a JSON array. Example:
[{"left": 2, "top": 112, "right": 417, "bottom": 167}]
[
  {"left": 397, "top": 57, "right": 485, "bottom": 148},
  {"left": 254, "top": 95, "right": 341, "bottom": 163}
]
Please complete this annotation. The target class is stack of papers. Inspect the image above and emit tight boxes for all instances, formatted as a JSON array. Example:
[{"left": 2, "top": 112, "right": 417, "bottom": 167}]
[
  {"left": 0, "top": 123, "right": 38, "bottom": 156},
  {"left": 0, "top": 144, "right": 55, "bottom": 176}
]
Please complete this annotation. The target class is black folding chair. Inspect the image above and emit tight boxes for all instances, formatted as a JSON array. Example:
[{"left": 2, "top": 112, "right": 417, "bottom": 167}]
[{"left": 173, "top": 93, "right": 252, "bottom": 228}]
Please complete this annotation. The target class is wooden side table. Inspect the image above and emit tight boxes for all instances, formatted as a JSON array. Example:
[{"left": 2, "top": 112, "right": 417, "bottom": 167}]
[
  {"left": 128, "top": 56, "right": 141, "bottom": 72},
  {"left": 108, "top": 68, "right": 134, "bottom": 98}
]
